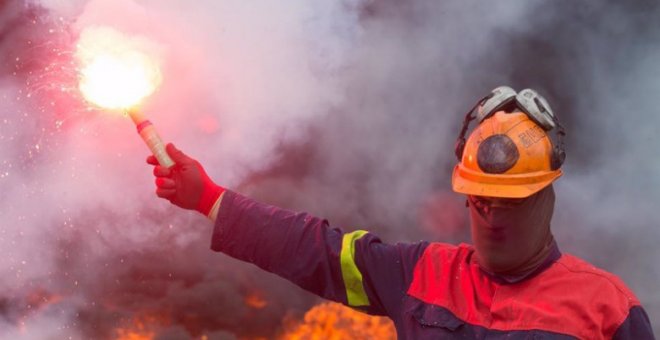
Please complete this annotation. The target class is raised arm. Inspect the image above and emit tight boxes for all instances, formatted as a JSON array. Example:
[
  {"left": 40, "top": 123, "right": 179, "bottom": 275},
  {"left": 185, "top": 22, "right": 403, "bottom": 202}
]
[{"left": 147, "top": 144, "right": 428, "bottom": 316}]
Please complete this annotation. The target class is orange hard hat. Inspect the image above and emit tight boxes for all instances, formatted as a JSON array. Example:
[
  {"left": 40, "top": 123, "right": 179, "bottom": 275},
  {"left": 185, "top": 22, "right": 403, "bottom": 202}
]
[{"left": 451, "top": 110, "right": 562, "bottom": 198}]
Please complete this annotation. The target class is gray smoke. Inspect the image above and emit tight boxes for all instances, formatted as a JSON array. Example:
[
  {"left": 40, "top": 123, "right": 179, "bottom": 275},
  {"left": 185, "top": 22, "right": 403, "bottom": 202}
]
[
  {"left": 0, "top": 0, "right": 657, "bottom": 338},
  {"left": 243, "top": 0, "right": 660, "bottom": 331}
]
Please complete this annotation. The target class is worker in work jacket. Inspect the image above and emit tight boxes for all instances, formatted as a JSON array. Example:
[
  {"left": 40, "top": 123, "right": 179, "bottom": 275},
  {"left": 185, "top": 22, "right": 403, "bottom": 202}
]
[{"left": 147, "top": 86, "right": 655, "bottom": 339}]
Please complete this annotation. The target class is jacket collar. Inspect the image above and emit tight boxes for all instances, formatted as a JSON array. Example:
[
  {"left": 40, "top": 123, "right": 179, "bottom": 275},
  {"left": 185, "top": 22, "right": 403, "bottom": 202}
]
[{"left": 478, "top": 240, "right": 561, "bottom": 284}]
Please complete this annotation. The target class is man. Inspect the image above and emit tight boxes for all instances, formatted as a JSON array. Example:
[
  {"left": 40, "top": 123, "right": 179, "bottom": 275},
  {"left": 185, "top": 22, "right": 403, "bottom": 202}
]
[{"left": 147, "top": 87, "right": 654, "bottom": 339}]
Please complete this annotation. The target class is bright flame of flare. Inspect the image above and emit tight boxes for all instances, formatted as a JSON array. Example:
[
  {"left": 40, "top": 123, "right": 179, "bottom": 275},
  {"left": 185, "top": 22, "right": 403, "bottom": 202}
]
[{"left": 76, "top": 26, "right": 162, "bottom": 110}]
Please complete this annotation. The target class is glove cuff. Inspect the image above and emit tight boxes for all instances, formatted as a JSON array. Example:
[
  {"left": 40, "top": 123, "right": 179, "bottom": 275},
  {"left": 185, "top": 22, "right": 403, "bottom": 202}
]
[
  {"left": 206, "top": 194, "right": 223, "bottom": 221},
  {"left": 197, "top": 184, "right": 225, "bottom": 216}
]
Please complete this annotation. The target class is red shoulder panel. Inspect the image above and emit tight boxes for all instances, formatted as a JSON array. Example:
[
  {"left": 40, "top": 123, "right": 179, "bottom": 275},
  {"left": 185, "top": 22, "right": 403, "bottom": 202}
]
[
  {"left": 407, "top": 243, "right": 640, "bottom": 339},
  {"left": 406, "top": 243, "right": 497, "bottom": 326}
]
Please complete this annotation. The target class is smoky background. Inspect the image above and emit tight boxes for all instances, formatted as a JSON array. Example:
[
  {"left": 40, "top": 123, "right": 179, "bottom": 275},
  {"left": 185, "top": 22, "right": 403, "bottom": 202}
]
[{"left": 0, "top": 0, "right": 657, "bottom": 338}]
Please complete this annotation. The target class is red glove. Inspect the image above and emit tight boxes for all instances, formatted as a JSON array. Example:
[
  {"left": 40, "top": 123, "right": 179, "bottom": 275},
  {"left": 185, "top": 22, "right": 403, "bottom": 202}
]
[{"left": 147, "top": 143, "right": 224, "bottom": 216}]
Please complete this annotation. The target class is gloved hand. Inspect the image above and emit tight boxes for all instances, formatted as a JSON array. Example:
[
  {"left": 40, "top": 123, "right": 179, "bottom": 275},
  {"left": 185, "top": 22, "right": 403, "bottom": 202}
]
[{"left": 146, "top": 143, "right": 224, "bottom": 216}]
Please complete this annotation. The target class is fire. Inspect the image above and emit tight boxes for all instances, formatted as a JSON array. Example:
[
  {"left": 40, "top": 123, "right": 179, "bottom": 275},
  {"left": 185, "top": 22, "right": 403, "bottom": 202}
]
[
  {"left": 4, "top": 289, "right": 64, "bottom": 336},
  {"left": 114, "top": 316, "right": 158, "bottom": 340},
  {"left": 115, "top": 329, "right": 154, "bottom": 340},
  {"left": 24, "top": 289, "right": 62, "bottom": 311},
  {"left": 245, "top": 291, "right": 268, "bottom": 309},
  {"left": 281, "top": 302, "right": 396, "bottom": 340},
  {"left": 75, "top": 26, "right": 162, "bottom": 110}
]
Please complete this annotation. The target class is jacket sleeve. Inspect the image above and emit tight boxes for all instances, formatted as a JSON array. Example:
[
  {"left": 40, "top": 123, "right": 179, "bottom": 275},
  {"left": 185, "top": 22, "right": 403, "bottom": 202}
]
[
  {"left": 612, "top": 306, "right": 656, "bottom": 340},
  {"left": 210, "top": 190, "right": 429, "bottom": 316}
]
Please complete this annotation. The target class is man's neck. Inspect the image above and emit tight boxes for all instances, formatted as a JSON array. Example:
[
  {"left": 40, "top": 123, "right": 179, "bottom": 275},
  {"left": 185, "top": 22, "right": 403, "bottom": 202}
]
[{"left": 480, "top": 240, "right": 561, "bottom": 284}]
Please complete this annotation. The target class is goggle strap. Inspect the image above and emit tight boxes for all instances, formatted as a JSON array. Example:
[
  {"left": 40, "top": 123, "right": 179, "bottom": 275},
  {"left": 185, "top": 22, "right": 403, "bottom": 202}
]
[{"left": 455, "top": 95, "right": 489, "bottom": 160}]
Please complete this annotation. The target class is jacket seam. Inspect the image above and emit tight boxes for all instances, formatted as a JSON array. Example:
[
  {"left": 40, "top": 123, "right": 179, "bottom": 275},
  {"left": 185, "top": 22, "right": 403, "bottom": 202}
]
[{"left": 554, "top": 260, "right": 635, "bottom": 337}]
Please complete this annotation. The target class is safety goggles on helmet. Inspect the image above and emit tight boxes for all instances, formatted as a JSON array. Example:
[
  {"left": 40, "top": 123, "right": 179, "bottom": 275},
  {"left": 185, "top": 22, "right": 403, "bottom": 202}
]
[
  {"left": 451, "top": 86, "right": 567, "bottom": 198},
  {"left": 476, "top": 86, "right": 557, "bottom": 131}
]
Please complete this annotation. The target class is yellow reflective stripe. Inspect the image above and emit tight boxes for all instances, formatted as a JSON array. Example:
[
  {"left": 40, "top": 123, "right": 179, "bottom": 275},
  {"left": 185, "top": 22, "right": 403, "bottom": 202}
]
[{"left": 340, "top": 230, "right": 369, "bottom": 307}]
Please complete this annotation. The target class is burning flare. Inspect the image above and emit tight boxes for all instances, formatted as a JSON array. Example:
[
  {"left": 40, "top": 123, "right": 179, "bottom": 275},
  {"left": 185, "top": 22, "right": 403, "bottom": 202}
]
[
  {"left": 74, "top": 26, "right": 174, "bottom": 167},
  {"left": 75, "top": 26, "right": 162, "bottom": 110}
]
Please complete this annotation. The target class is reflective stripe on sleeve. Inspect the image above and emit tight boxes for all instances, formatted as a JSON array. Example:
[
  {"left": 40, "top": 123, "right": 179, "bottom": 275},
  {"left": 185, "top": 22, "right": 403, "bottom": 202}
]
[{"left": 340, "top": 230, "right": 369, "bottom": 307}]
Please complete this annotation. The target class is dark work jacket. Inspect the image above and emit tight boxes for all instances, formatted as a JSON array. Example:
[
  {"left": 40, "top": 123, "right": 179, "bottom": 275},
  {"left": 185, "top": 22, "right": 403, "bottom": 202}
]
[{"left": 210, "top": 191, "right": 655, "bottom": 340}]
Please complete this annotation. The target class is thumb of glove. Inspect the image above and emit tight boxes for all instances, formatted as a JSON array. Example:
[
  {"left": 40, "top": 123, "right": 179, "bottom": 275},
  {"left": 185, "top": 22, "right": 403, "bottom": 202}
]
[{"left": 166, "top": 143, "right": 193, "bottom": 164}]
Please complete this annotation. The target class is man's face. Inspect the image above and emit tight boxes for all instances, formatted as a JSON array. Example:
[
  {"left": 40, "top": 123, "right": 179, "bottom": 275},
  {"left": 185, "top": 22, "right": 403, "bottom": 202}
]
[{"left": 467, "top": 187, "right": 554, "bottom": 273}]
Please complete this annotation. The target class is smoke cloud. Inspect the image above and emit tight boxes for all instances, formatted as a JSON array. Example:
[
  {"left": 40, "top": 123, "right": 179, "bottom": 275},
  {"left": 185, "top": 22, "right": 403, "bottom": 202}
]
[{"left": 0, "top": 0, "right": 657, "bottom": 337}]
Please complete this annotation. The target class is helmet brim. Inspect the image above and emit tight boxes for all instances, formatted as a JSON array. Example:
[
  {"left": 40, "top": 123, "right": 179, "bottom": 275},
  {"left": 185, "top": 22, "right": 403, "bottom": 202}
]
[{"left": 451, "top": 164, "right": 562, "bottom": 198}]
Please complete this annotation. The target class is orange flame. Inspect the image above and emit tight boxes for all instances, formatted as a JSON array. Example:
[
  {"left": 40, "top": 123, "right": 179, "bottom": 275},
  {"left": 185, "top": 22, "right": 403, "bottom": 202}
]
[
  {"left": 245, "top": 291, "right": 268, "bottom": 309},
  {"left": 115, "top": 329, "right": 154, "bottom": 340},
  {"left": 281, "top": 302, "right": 396, "bottom": 340},
  {"left": 14, "top": 289, "right": 63, "bottom": 333},
  {"left": 76, "top": 26, "right": 162, "bottom": 110},
  {"left": 114, "top": 315, "right": 161, "bottom": 340},
  {"left": 25, "top": 289, "right": 62, "bottom": 310}
]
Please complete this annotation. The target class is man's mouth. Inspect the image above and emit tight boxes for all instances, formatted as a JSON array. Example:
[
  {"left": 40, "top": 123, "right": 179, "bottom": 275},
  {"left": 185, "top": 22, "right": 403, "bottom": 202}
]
[
  {"left": 483, "top": 225, "right": 507, "bottom": 241},
  {"left": 484, "top": 223, "right": 506, "bottom": 231}
]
